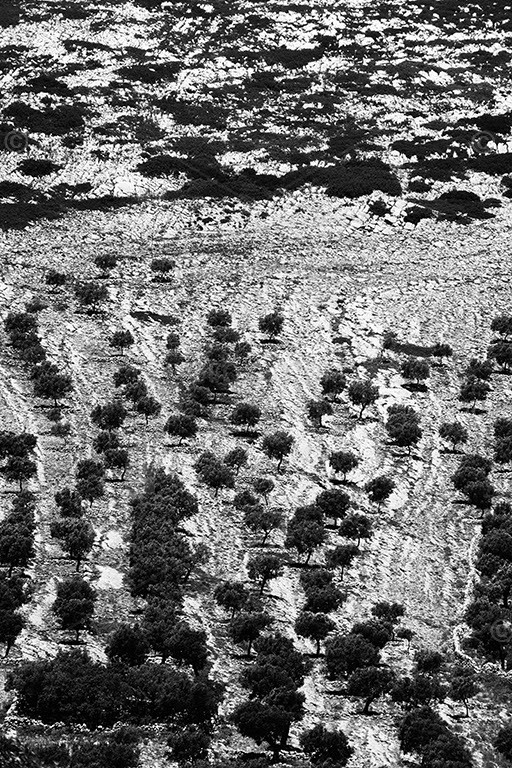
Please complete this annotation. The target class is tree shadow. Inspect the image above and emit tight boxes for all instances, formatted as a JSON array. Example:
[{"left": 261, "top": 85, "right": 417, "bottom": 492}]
[
  {"left": 230, "top": 430, "right": 261, "bottom": 441},
  {"left": 459, "top": 407, "right": 487, "bottom": 414},
  {"left": 402, "top": 382, "right": 429, "bottom": 393}
]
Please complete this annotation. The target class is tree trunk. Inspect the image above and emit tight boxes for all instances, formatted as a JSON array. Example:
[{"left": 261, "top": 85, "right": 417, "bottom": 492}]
[
  {"left": 316, "top": 638, "right": 321, "bottom": 656},
  {"left": 464, "top": 700, "right": 469, "bottom": 718},
  {"left": 277, "top": 457, "right": 283, "bottom": 472},
  {"left": 75, "top": 629, "right": 80, "bottom": 643},
  {"left": 359, "top": 405, "right": 365, "bottom": 419},
  {"left": 5, "top": 640, "right": 12, "bottom": 658},
  {"left": 262, "top": 531, "right": 269, "bottom": 545},
  {"left": 362, "top": 695, "right": 375, "bottom": 714},
  {"left": 259, "top": 577, "right": 267, "bottom": 595},
  {"left": 247, "top": 639, "right": 253, "bottom": 657},
  {"left": 76, "top": 557, "right": 81, "bottom": 572},
  {"left": 305, "top": 551, "right": 312, "bottom": 565}
]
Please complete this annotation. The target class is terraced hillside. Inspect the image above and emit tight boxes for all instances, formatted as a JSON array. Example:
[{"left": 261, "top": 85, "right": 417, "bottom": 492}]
[{"left": 1, "top": 2, "right": 512, "bottom": 768}]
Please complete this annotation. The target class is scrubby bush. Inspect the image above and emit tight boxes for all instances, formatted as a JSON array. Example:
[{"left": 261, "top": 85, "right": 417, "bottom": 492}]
[
  {"left": 259, "top": 310, "right": 284, "bottom": 340},
  {"left": 365, "top": 475, "right": 395, "bottom": 510},
  {"left": 232, "top": 689, "right": 304, "bottom": 762},
  {"left": 285, "top": 518, "right": 325, "bottom": 564},
  {"left": 110, "top": 330, "right": 134, "bottom": 355},
  {"left": 348, "top": 380, "right": 379, "bottom": 419},
  {"left": 307, "top": 399, "right": 333, "bottom": 427},
  {"left": 104, "top": 448, "right": 130, "bottom": 480},
  {"left": 53, "top": 576, "right": 96, "bottom": 641},
  {"left": 329, "top": 450, "right": 359, "bottom": 481},
  {"left": 224, "top": 447, "right": 248, "bottom": 474},
  {"left": 300, "top": 724, "right": 353, "bottom": 766},
  {"left": 76, "top": 459, "right": 105, "bottom": 505},
  {"left": 488, "top": 342, "right": 512, "bottom": 373},
  {"left": 247, "top": 554, "right": 282, "bottom": 594},
  {"left": 325, "top": 633, "right": 380, "bottom": 678},
  {"left": 207, "top": 309, "right": 231, "bottom": 327},
  {"left": 33, "top": 368, "right": 72, "bottom": 406},
  {"left": 347, "top": 666, "right": 395, "bottom": 714},
  {"left": 315, "top": 488, "right": 350, "bottom": 525},
  {"left": 320, "top": 369, "right": 346, "bottom": 400},
  {"left": 295, "top": 612, "right": 336, "bottom": 656},
  {"left": 74, "top": 281, "right": 108, "bottom": 311},
  {"left": 459, "top": 376, "right": 490, "bottom": 408},
  {"left": 166, "top": 348, "right": 186, "bottom": 372},
  {"left": 106, "top": 623, "right": 150, "bottom": 666},
  {"left": 114, "top": 364, "right": 141, "bottom": 388},
  {"left": 46, "top": 269, "right": 67, "bottom": 287},
  {"left": 195, "top": 453, "right": 235, "bottom": 496},
  {"left": 6, "top": 649, "right": 221, "bottom": 727},
  {"left": 326, "top": 544, "right": 359, "bottom": 578},
  {"left": 168, "top": 726, "right": 210, "bottom": 763},
  {"left": 165, "top": 414, "right": 197, "bottom": 444},
  {"left": 214, "top": 581, "right": 249, "bottom": 616},
  {"left": 230, "top": 403, "right": 261, "bottom": 432},
  {"left": 50, "top": 518, "right": 95, "bottom": 570},
  {"left": 93, "top": 430, "right": 120, "bottom": 454},
  {"left": 491, "top": 314, "right": 512, "bottom": 339},
  {"left": 229, "top": 611, "right": 272, "bottom": 657},
  {"left": 466, "top": 358, "right": 493, "bottom": 380},
  {"left": 253, "top": 477, "right": 274, "bottom": 503},
  {"left": 448, "top": 665, "right": 479, "bottom": 717},
  {"left": 95, "top": 254, "right": 118, "bottom": 274},
  {"left": 91, "top": 401, "right": 127, "bottom": 432},
  {"left": 495, "top": 722, "right": 512, "bottom": 761},
  {"left": 0, "top": 455, "right": 37, "bottom": 491},
  {"left": 55, "top": 488, "right": 83, "bottom": 517},
  {"left": 439, "top": 421, "right": 468, "bottom": 451},
  {"left": 386, "top": 404, "right": 422, "bottom": 454},
  {"left": 339, "top": 513, "right": 372, "bottom": 547},
  {"left": 262, "top": 431, "right": 294, "bottom": 471},
  {"left": 150, "top": 258, "right": 175, "bottom": 279},
  {"left": 136, "top": 395, "right": 161, "bottom": 424},
  {"left": 401, "top": 358, "right": 430, "bottom": 386}
]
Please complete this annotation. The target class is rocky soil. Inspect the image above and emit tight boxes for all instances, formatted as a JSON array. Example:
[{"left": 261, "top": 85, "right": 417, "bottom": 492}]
[{"left": 0, "top": 203, "right": 511, "bottom": 766}]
